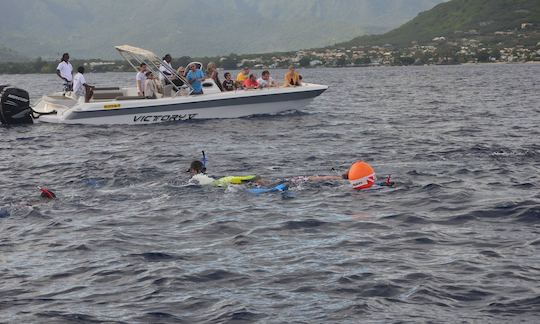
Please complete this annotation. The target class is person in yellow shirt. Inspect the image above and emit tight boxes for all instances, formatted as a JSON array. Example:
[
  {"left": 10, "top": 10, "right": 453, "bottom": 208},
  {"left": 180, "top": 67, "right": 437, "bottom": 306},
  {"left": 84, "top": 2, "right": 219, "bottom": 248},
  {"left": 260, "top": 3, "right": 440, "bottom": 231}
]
[
  {"left": 284, "top": 65, "right": 302, "bottom": 87},
  {"left": 235, "top": 66, "right": 250, "bottom": 88}
]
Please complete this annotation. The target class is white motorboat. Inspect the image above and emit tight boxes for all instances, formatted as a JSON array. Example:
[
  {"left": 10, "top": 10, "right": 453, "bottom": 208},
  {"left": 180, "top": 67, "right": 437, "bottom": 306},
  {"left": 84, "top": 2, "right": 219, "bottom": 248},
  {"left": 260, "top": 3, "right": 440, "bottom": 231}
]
[{"left": 0, "top": 45, "right": 327, "bottom": 125}]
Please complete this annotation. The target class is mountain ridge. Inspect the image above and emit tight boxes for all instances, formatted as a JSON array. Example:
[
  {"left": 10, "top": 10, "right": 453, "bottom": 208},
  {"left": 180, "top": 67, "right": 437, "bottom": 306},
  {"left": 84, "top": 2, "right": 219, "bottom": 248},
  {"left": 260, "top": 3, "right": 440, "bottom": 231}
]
[
  {"left": 0, "top": 0, "right": 444, "bottom": 60},
  {"left": 334, "top": 0, "right": 540, "bottom": 48}
]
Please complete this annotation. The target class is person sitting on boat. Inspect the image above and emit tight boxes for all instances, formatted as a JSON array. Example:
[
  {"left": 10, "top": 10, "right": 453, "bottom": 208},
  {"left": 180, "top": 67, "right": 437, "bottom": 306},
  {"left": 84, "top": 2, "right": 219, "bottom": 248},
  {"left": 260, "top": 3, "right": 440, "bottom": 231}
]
[
  {"left": 257, "top": 70, "right": 276, "bottom": 88},
  {"left": 144, "top": 71, "right": 162, "bottom": 99},
  {"left": 136, "top": 63, "right": 147, "bottom": 96},
  {"left": 159, "top": 54, "right": 174, "bottom": 84},
  {"left": 186, "top": 63, "right": 206, "bottom": 95},
  {"left": 207, "top": 62, "right": 223, "bottom": 92},
  {"left": 222, "top": 72, "right": 236, "bottom": 91},
  {"left": 243, "top": 74, "right": 260, "bottom": 90},
  {"left": 56, "top": 53, "right": 73, "bottom": 92},
  {"left": 72, "top": 66, "right": 94, "bottom": 103},
  {"left": 235, "top": 66, "right": 250, "bottom": 89},
  {"left": 177, "top": 66, "right": 186, "bottom": 77},
  {"left": 283, "top": 65, "right": 302, "bottom": 87}
]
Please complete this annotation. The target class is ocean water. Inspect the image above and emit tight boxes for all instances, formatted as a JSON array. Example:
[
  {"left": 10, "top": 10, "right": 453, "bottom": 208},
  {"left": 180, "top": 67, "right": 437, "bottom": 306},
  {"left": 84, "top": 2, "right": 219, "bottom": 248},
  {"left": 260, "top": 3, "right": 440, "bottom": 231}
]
[{"left": 1, "top": 64, "right": 539, "bottom": 323}]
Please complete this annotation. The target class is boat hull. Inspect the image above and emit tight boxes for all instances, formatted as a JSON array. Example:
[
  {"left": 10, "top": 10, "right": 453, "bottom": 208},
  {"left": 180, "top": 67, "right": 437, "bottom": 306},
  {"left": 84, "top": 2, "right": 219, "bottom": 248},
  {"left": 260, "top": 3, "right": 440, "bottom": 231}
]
[{"left": 35, "top": 85, "right": 327, "bottom": 125}]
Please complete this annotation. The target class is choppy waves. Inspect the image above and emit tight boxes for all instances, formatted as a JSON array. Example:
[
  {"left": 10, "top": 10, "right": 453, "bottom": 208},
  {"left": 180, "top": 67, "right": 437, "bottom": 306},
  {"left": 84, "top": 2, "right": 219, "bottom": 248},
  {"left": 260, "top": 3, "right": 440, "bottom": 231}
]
[{"left": 1, "top": 64, "right": 539, "bottom": 323}]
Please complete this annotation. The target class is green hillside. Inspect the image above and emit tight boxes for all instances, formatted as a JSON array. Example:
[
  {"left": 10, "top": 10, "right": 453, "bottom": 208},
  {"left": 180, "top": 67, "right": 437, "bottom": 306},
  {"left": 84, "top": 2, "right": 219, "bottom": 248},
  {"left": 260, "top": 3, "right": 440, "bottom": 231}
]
[{"left": 337, "top": 0, "right": 540, "bottom": 47}]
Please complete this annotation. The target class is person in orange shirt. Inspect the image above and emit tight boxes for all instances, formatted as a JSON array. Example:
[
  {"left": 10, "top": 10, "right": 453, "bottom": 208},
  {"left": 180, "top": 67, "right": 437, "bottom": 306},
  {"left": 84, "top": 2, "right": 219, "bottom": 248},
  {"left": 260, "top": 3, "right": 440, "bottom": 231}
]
[
  {"left": 243, "top": 74, "right": 260, "bottom": 89},
  {"left": 284, "top": 65, "right": 302, "bottom": 87}
]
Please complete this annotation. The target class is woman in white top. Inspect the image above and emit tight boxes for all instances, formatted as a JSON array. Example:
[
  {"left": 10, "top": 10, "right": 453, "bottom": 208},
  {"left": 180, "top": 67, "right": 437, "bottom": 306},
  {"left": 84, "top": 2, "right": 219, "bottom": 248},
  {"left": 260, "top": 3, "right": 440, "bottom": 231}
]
[{"left": 56, "top": 53, "right": 73, "bottom": 92}]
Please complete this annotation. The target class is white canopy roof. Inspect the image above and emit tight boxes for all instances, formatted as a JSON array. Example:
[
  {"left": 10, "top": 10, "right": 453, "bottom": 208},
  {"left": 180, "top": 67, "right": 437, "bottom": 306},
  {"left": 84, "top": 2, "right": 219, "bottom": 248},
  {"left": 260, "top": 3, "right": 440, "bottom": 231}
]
[{"left": 114, "top": 44, "right": 159, "bottom": 60}]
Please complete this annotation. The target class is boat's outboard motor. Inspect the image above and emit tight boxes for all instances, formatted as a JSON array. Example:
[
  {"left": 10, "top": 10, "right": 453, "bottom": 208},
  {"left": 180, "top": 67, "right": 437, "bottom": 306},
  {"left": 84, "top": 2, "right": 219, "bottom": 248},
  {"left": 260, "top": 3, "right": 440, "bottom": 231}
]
[{"left": 0, "top": 85, "right": 33, "bottom": 124}]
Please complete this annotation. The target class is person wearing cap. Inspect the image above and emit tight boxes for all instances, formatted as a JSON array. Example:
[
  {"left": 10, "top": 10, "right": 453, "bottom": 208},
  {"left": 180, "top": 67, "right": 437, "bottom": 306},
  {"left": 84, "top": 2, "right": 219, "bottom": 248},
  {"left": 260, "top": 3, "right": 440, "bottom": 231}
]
[
  {"left": 186, "top": 63, "right": 206, "bottom": 95},
  {"left": 283, "top": 65, "right": 302, "bottom": 87}
]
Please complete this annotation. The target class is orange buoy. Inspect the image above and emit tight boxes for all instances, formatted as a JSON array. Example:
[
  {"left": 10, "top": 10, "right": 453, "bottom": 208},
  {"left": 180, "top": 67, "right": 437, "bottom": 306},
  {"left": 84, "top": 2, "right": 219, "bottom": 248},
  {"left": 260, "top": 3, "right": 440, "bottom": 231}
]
[{"left": 348, "top": 161, "right": 376, "bottom": 190}]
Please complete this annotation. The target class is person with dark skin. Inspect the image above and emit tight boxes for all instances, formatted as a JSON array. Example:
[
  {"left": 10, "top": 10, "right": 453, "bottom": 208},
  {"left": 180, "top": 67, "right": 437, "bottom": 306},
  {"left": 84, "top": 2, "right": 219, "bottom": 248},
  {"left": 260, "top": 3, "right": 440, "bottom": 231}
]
[
  {"left": 72, "top": 66, "right": 94, "bottom": 103},
  {"left": 56, "top": 53, "right": 73, "bottom": 92}
]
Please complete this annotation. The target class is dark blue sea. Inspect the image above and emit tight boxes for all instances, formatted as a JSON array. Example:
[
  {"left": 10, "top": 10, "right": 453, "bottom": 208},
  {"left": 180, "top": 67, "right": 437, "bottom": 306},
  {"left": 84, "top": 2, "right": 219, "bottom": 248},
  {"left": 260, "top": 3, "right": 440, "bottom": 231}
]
[{"left": 1, "top": 64, "right": 539, "bottom": 323}]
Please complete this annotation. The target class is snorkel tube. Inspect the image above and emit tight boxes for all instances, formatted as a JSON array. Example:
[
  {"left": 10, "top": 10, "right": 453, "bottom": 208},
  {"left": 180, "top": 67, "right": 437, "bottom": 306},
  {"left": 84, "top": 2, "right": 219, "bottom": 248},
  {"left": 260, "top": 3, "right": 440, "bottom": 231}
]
[{"left": 201, "top": 151, "right": 207, "bottom": 173}]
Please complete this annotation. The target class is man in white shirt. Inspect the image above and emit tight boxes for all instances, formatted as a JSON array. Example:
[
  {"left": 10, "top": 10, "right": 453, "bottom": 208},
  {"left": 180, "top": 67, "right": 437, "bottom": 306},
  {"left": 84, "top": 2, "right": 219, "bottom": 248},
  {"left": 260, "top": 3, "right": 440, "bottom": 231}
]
[
  {"left": 56, "top": 53, "right": 73, "bottom": 92},
  {"left": 159, "top": 54, "right": 174, "bottom": 83},
  {"left": 73, "top": 66, "right": 94, "bottom": 103},
  {"left": 257, "top": 70, "right": 276, "bottom": 88},
  {"left": 136, "top": 63, "right": 147, "bottom": 96}
]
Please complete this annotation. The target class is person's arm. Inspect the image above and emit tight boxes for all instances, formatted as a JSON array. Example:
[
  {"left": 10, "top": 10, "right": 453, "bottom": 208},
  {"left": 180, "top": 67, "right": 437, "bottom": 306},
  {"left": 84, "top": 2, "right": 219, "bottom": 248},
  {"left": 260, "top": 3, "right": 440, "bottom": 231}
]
[{"left": 198, "top": 70, "right": 206, "bottom": 82}]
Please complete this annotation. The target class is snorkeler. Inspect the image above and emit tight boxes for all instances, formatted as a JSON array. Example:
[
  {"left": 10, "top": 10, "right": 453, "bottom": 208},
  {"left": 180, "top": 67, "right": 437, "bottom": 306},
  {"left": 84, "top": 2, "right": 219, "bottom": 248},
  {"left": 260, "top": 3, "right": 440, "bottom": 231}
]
[
  {"left": 187, "top": 153, "right": 393, "bottom": 192},
  {"left": 187, "top": 154, "right": 263, "bottom": 187}
]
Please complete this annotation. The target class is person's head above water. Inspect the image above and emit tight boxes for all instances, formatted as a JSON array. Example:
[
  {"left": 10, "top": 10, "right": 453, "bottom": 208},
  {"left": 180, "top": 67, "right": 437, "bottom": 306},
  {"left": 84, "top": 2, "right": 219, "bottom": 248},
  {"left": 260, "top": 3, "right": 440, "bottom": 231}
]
[{"left": 189, "top": 160, "right": 206, "bottom": 174}]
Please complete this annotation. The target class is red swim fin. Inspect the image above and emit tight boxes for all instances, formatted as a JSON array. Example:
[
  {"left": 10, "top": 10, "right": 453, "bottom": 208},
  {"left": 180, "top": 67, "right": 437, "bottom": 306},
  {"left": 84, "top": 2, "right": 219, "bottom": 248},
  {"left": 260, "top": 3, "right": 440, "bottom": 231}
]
[{"left": 38, "top": 186, "right": 56, "bottom": 199}]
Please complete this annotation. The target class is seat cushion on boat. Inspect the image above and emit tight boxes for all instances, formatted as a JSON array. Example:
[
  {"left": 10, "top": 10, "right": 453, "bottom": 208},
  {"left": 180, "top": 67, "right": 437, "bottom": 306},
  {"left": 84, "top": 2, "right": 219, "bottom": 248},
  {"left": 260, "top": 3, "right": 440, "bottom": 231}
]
[
  {"left": 92, "top": 91, "right": 125, "bottom": 100},
  {"left": 115, "top": 96, "right": 146, "bottom": 100},
  {"left": 94, "top": 87, "right": 120, "bottom": 91}
]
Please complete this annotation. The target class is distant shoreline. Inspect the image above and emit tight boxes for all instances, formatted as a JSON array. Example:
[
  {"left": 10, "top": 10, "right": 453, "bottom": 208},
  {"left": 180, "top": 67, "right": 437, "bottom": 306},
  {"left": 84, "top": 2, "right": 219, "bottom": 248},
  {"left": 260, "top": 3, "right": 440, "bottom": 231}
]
[{"left": 1, "top": 61, "right": 538, "bottom": 76}]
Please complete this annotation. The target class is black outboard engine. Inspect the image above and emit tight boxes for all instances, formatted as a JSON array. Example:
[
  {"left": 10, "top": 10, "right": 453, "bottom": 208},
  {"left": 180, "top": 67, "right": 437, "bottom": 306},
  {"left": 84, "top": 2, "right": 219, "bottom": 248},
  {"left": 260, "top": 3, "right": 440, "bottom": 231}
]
[{"left": 0, "top": 85, "right": 33, "bottom": 125}]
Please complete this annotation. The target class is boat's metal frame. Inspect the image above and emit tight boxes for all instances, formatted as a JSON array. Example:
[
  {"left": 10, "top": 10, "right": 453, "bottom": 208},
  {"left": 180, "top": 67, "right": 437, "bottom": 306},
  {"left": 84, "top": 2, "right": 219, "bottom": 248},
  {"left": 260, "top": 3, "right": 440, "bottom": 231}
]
[{"left": 115, "top": 45, "right": 191, "bottom": 94}]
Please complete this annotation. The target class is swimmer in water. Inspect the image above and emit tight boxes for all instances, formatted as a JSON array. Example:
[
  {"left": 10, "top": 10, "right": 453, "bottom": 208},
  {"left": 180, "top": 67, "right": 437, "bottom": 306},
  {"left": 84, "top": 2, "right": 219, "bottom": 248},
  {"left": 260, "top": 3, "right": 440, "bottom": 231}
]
[
  {"left": 187, "top": 160, "right": 263, "bottom": 187},
  {"left": 285, "top": 162, "right": 394, "bottom": 189}
]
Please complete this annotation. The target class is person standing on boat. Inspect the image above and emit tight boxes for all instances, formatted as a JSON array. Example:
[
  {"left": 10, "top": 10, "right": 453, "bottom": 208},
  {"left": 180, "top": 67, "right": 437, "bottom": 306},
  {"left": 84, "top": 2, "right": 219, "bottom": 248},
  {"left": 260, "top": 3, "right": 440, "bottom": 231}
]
[
  {"left": 72, "top": 66, "right": 94, "bottom": 103},
  {"left": 186, "top": 63, "right": 206, "bottom": 95},
  {"left": 56, "top": 53, "right": 73, "bottom": 92},
  {"left": 136, "top": 63, "right": 147, "bottom": 96},
  {"left": 159, "top": 54, "right": 174, "bottom": 84}
]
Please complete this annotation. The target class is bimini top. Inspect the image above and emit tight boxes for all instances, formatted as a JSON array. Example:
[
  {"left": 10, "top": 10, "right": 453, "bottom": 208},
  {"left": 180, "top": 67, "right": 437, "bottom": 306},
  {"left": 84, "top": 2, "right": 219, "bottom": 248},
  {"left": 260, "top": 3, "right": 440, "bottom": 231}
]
[
  {"left": 115, "top": 44, "right": 189, "bottom": 92},
  {"left": 114, "top": 44, "right": 160, "bottom": 61}
]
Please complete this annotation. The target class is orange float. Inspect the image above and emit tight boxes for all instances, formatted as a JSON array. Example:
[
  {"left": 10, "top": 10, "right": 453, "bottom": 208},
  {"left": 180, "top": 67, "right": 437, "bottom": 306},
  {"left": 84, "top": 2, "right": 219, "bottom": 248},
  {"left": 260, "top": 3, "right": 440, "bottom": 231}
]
[{"left": 348, "top": 161, "right": 376, "bottom": 190}]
